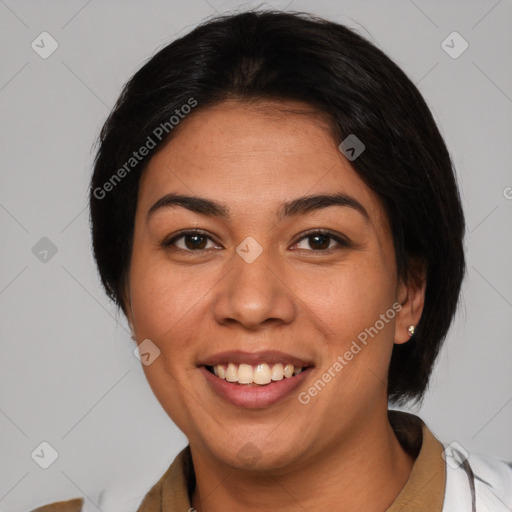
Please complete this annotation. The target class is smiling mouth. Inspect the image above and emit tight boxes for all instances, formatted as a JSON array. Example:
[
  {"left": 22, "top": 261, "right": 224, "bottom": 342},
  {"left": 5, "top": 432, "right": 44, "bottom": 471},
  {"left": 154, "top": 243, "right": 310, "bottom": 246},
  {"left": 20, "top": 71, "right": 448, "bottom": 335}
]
[{"left": 205, "top": 363, "right": 310, "bottom": 386}]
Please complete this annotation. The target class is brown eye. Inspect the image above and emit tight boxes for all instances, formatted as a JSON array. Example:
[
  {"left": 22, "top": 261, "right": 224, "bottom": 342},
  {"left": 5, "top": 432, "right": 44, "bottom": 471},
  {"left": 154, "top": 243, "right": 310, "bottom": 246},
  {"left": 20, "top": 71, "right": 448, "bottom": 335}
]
[
  {"left": 293, "top": 230, "right": 349, "bottom": 252},
  {"left": 163, "top": 230, "right": 220, "bottom": 252},
  {"left": 182, "top": 234, "right": 208, "bottom": 250},
  {"left": 307, "top": 234, "right": 331, "bottom": 250}
]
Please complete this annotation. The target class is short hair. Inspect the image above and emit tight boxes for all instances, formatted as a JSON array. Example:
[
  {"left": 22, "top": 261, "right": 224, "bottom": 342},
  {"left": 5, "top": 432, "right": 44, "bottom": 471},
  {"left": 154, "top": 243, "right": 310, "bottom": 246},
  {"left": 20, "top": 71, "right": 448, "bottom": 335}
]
[{"left": 89, "top": 10, "right": 465, "bottom": 404}]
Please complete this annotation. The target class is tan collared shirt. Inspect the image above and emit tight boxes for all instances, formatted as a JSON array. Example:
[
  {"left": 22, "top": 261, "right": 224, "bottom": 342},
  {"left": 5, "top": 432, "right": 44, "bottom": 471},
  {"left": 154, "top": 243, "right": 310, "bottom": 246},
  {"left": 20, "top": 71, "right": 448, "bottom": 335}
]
[{"left": 32, "top": 411, "right": 446, "bottom": 512}]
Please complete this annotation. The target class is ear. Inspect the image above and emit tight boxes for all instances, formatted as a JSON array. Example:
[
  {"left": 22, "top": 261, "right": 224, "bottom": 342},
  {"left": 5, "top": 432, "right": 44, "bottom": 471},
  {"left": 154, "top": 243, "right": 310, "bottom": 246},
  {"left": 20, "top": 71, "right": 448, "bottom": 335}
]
[{"left": 395, "top": 260, "right": 426, "bottom": 344}]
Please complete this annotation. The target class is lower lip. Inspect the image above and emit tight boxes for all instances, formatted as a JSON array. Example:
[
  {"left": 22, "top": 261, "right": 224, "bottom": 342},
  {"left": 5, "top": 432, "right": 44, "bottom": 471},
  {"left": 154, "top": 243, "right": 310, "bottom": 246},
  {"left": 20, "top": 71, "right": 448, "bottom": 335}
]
[{"left": 200, "top": 366, "right": 312, "bottom": 408}]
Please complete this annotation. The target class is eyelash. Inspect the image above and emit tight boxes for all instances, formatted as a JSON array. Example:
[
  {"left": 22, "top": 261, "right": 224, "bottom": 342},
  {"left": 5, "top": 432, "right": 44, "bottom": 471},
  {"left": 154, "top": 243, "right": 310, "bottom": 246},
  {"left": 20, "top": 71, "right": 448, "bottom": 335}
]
[{"left": 162, "top": 228, "right": 350, "bottom": 254}]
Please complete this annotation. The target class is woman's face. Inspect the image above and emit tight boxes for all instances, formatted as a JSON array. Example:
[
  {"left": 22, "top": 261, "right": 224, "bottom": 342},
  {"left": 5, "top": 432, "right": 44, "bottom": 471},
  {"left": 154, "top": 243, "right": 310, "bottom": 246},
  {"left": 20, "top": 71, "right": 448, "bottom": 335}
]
[{"left": 127, "top": 99, "right": 417, "bottom": 471}]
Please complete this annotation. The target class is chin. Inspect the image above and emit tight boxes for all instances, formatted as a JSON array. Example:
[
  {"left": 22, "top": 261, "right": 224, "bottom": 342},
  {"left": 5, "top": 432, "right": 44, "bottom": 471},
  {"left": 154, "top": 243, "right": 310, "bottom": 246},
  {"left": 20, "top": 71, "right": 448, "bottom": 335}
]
[{"left": 200, "top": 431, "right": 309, "bottom": 474}]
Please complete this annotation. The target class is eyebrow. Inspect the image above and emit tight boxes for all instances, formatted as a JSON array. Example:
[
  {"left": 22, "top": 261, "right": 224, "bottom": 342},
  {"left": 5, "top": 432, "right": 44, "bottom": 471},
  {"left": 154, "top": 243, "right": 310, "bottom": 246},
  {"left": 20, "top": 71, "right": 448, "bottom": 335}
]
[{"left": 147, "top": 192, "right": 369, "bottom": 222}]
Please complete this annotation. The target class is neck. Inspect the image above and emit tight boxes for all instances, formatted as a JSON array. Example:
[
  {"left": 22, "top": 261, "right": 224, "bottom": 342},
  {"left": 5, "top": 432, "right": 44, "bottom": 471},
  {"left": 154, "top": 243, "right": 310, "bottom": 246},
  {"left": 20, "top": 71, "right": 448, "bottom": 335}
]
[{"left": 190, "top": 411, "right": 415, "bottom": 512}]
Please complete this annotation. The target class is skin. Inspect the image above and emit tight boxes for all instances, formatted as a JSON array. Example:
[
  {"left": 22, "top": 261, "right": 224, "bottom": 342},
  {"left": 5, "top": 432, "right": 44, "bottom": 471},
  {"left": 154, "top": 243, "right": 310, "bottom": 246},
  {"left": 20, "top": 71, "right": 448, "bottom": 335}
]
[{"left": 126, "top": 99, "right": 426, "bottom": 512}]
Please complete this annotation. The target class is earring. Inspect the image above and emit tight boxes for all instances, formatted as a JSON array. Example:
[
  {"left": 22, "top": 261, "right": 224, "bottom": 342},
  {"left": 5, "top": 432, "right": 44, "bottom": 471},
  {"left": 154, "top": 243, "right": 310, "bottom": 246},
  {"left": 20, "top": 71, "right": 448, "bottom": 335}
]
[{"left": 408, "top": 325, "right": 415, "bottom": 336}]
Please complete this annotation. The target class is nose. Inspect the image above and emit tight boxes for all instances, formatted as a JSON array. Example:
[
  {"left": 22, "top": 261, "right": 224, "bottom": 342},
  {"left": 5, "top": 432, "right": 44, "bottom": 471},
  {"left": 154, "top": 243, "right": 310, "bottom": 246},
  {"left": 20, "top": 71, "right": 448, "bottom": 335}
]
[{"left": 211, "top": 245, "right": 297, "bottom": 331}]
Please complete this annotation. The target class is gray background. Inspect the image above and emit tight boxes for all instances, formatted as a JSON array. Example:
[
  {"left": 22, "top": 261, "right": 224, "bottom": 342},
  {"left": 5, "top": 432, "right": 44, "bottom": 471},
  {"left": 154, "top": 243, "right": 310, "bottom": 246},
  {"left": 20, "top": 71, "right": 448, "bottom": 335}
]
[{"left": 1, "top": 0, "right": 511, "bottom": 510}]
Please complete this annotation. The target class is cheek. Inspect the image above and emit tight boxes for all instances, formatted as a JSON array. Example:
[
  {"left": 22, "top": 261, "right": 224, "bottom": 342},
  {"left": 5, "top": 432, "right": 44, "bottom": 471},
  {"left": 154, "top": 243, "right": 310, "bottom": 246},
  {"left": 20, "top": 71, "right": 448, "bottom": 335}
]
[
  {"left": 299, "top": 260, "right": 396, "bottom": 334},
  {"left": 128, "top": 246, "right": 202, "bottom": 349},
  {"left": 302, "top": 259, "right": 398, "bottom": 385},
  {"left": 128, "top": 251, "right": 207, "bottom": 430}
]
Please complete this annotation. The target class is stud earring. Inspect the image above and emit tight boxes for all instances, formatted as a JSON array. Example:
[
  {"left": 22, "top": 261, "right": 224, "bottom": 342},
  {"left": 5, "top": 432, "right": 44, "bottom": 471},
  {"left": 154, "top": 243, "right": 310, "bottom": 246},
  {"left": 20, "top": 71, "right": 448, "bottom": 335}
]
[{"left": 408, "top": 325, "right": 415, "bottom": 336}]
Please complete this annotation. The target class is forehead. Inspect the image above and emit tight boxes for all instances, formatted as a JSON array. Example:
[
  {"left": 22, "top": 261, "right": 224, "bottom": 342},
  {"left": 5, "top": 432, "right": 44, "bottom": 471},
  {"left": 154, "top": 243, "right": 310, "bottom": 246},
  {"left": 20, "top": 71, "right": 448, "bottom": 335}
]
[{"left": 137, "top": 100, "right": 388, "bottom": 231}]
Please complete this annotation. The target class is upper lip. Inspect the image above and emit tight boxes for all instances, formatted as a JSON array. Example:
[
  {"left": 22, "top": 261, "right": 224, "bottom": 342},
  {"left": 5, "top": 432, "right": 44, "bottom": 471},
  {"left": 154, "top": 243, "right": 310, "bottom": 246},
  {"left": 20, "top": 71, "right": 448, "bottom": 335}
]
[{"left": 198, "top": 350, "right": 314, "bottom": 368}]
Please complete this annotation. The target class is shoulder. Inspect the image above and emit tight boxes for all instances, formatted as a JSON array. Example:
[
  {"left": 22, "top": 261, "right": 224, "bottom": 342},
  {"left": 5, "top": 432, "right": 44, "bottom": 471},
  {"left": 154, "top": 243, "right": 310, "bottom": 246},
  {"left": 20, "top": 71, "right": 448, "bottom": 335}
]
[
  {"left": 29, "top": 485, "right": 147, "bottom": 512},
  {"left": 30, "top": 498, "right": 84, "bottom": 512},
  {"left": 27, "top": 471, "right": 153, "bottom": 512},
  {"left": 30, "top": 445, "right": 190, "bottom": 512},
  {"left": 29, "top": 454, "right": 181, "bottom": 512},
  {"left": 29, "top": 481, "right": 152, "bottom": 512},
  {"left": 442, "top": 442, "right": 512, "bottom": 512}
]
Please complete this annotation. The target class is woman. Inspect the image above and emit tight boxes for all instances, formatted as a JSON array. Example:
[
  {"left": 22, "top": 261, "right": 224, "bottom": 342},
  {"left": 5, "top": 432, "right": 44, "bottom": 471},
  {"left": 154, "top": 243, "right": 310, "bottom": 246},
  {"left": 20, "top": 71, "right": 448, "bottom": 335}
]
[{"left": 35, "top": 9, "right": 511, "bottom": 512}]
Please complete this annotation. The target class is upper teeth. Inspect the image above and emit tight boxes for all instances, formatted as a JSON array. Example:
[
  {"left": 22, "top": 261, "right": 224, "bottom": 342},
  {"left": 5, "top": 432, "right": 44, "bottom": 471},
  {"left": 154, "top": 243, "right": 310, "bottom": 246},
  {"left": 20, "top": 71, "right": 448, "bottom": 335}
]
[{"left": 212, "top": 363, "right": 303, "bottom": 385}]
